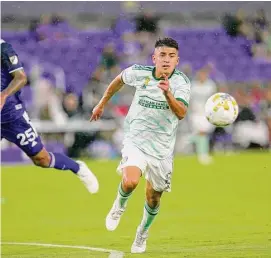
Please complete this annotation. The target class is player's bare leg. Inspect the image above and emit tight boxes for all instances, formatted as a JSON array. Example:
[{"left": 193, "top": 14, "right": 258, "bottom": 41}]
[
  {"left": 30, "top": 148, "right": 51, "bottom": 167},
  {"left": 30, "top": 148, "right": 99, "bottom": 194},
  {"left": 131, "top": 181, "right": 163, "bottom": 254},
  {"left": 106, "top": 166, "right": 141, "bottom": 231}
]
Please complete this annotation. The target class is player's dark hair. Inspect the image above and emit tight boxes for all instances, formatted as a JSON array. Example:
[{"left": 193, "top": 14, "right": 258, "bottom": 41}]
[{"left": 155, "top": 37, "right": 179, "bottom": 50}]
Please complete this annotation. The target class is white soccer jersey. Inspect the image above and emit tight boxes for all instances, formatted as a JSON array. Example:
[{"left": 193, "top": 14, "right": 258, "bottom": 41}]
[{"left": 121, "top": 64, "right": 191, "bottom": 159}]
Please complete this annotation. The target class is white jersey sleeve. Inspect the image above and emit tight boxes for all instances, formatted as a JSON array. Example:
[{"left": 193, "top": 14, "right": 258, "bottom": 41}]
[
  {"left": 121, "top": 65, "right": 137, "bottom": 87},
  {"left": 171, "top": 72, "right": 191, "bottom": 107},
  {"left": 121, "top": 64, "right": 153, "bottom": 88}
]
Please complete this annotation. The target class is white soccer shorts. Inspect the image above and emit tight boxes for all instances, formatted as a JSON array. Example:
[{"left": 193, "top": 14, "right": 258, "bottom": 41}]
[{"left": 117, "top": 143, "right": 173, "bottom": 192}]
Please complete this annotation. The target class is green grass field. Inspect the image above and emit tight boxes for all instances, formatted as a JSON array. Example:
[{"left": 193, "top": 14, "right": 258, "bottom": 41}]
[{"left": 1, "top": 152, "right": 271, "bottom": 257}]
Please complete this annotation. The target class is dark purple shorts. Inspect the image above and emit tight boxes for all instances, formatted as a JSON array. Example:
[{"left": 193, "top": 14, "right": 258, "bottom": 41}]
[{"left": 1, "top": 111, "right": 44, "bottom": 156}]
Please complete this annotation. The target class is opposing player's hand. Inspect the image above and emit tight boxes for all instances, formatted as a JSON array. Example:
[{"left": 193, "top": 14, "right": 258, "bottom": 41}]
[
  {"left": 90, "top": 103, "right": 104, "bottom": 122},
  {"left": 157, "top": 74, "right": 170, "bottom": 94},
  {"left": 0, "top": 92, "right": 7, "bottom": 111}
]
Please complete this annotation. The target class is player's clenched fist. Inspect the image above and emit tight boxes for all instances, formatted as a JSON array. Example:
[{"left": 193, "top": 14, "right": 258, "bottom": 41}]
[
  {"left": 90, "top": 103, "right": 104, "bottom": 121},
  {"left": 157, "top": 74, "right": 170, "bottom": 94}
]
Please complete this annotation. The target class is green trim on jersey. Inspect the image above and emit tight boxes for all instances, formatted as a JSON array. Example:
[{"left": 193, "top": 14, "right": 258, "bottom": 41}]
[
  {"left": 174, "top": 70, "right": 190, "bottom": 84},
  {"left": 132, "top": 64, "right": 153, "bottom": 71},
  {"left": 176, "top": 97, "right": 189, "bottom": 107},
  {"left": 152, "top": 67, "right": 176, "bottom": 81}
]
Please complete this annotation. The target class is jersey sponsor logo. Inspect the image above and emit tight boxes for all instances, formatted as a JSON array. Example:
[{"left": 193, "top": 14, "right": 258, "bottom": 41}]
[
  {"left": 138, "top": 96, "right": 169, "bottom": 110},
  {"left": 9, "top": 55, "right": 18, "bottom": 65}
]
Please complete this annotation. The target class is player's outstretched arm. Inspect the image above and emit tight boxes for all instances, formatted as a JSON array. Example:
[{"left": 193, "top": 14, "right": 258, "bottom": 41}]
[
  {"left": 90, "top": 73, "right": 124, "bottom": 121},
  {"left": 0, "top": 69, "right": 27, "bottom": 111},
  {"left": 158, "top": 74, "right": 187, "bottom": 120}
]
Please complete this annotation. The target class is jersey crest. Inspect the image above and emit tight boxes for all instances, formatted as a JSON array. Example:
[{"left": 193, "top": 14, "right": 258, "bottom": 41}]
[{"left": 141, "top": 77, "right": 151, "bottom": 89}]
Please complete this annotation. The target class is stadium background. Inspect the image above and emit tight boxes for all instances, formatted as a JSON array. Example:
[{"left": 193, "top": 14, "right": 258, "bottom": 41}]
[
  {"left": 1, "top": 2, "right": 271, "bottom": 258},
  {"left": 1, "top": 1, "right": 271, "bottom": 162}
]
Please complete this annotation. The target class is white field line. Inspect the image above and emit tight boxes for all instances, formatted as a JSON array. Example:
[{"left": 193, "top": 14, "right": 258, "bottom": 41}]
[{"left": 1, "top": 242, "right": 124, "bottom": 258}]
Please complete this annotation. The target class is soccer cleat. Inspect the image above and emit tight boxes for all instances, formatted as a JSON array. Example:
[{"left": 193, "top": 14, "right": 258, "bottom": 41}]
[
  {"left": 76, "top": 161, "right": 99, "bottom": 194},
  {"left": 106, "top": 200, "right": 125, "bottom": 231},
  {"left": 131, "top": 226, "right": 148, "bottom": 254}
]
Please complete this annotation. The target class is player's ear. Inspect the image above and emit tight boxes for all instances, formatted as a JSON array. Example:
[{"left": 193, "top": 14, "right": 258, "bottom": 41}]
[
  {"left": 176, "top": 56, "right": 179, "bottom": 66},
  {"left": 152, "top": 54, "right": 156, "bottom": 65}
]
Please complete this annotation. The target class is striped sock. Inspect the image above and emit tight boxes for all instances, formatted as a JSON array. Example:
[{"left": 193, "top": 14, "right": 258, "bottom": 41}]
[
  {"left": 116, "top": 183, "right": 132, "bottom": 208},
  {"left": 139, "top": 202, "right": 160, "bottom": 232}
]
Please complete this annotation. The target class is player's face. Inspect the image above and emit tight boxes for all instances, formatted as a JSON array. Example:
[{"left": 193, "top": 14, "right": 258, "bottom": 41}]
[
  {"left": 152, "top": 47, "right": 179, "bottom": 76},
  {"left": 198, "top": 70, "right": 208, "bottom": 83}
]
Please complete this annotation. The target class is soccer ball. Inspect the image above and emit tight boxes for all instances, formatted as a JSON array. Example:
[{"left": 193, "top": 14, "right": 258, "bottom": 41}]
[{"left": 205, "top": 93, "right": 239, "bottom": 127}]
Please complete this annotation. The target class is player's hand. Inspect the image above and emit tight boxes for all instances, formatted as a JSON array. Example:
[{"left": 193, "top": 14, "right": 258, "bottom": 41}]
[
  {"left": 0, "top": 92, "right": 7, "bottom": 111},
  {"left": 90, "top": 103, "right": 104, "bottom": 122},
  {"left": 157, "top": 74, "right": 170, "bottom": 94}
]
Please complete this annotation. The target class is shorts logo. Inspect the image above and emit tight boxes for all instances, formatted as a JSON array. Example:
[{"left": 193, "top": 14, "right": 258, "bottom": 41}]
[
  {"left": 164, "top": 172, "right": 172, "bottom": 191},
  {"left": 121, "top": 156, "right": 128, "bottom": 165},
  {"left": 9, "top": 55, "right": 18, "bottom": 65}
]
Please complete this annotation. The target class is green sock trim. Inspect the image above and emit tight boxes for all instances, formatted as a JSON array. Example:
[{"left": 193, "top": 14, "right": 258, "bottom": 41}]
[
  {"left": 141, "top": 202, "right": 160, "bottom": 231},
  {"left": 117, "top": 183, "right": 133, "bottom": 208},
  {"left": 118, "top": 183, "right": 132, "bottom": 197},
  {"left": 144, "top": 202, "right": 159, "bottom": 216}
]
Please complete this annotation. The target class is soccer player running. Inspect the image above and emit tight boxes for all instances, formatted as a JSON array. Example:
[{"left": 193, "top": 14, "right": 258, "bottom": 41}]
[
  {"left": 90, "top": 38, "right": 191, "bottom": 253},
  {"left": 1, "top": 39, "right": 99, "bottom": 194},
  {"left": 189, "top": 68, "right": 217, "bottom": 165}
]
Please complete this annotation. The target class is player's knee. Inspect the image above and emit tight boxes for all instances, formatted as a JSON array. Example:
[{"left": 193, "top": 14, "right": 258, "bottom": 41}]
[
  {"left": 146, "top": 194, "right": 160, "bottom": 209},
  {"left": 123, "top": 178, "right": 139, "bottom": 191},
  {"left": 32, "top": 153, "right": 51, "bottom": 168}
]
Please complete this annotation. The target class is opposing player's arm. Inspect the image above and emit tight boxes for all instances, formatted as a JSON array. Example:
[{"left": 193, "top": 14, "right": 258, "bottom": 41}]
[
  {"left": 1, "top": 41, "right": 27, "bottom": 110},
  {"left": 1, "top": 69, "right": 27, "bottom": 98}
]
